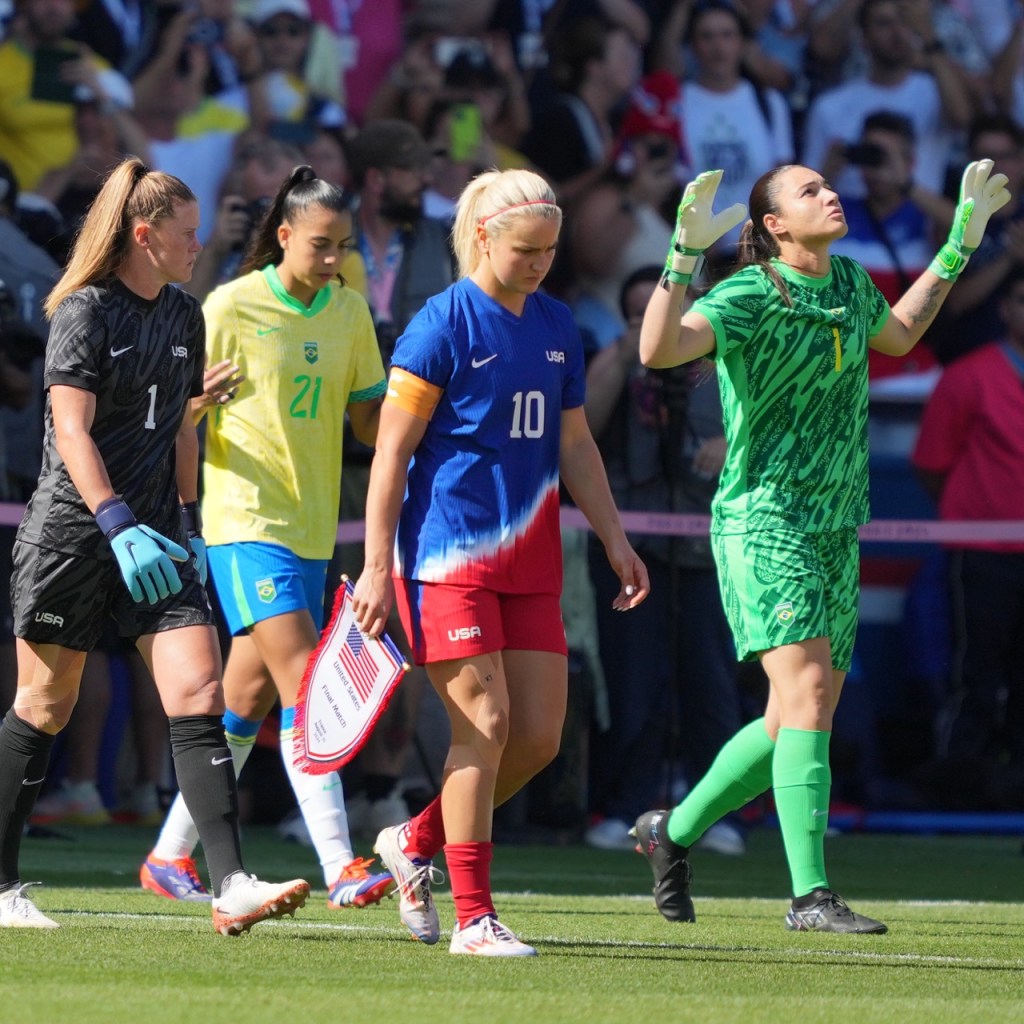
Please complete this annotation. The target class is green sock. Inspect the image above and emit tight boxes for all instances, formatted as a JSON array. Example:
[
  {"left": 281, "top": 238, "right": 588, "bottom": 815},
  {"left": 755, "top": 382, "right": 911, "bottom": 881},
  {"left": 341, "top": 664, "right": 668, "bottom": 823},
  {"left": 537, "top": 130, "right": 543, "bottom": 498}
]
[
  {"left": 667, "top": 719, "right": 775, "bottom": 848},
  {"left": 772, "top": 728, "right": 831, "bottom": 898}
]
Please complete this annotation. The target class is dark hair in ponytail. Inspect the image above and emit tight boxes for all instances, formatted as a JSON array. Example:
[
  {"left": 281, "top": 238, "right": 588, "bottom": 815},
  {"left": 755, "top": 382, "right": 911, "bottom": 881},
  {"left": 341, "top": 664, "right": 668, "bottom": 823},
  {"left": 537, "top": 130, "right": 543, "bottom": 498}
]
[
  {"left": 734, "top": 164, "right": 795, "bottom": 306},
  {"left": 239, "top": 164, "right": 351, "bottom": 277}
]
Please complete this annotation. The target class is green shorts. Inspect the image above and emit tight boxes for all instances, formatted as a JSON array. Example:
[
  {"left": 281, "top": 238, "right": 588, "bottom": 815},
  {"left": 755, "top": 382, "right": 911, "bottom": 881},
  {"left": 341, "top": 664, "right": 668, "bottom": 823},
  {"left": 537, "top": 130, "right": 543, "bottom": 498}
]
[{"left": 711, "top": 527, "right": 860, "bottom": 671}]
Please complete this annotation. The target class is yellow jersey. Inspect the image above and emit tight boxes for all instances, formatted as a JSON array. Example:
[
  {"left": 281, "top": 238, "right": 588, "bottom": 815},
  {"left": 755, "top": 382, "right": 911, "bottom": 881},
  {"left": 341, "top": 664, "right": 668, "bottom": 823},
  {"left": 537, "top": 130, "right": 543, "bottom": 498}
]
[{"left": 202, "top": 265, "right": 385, "bottom": 558}]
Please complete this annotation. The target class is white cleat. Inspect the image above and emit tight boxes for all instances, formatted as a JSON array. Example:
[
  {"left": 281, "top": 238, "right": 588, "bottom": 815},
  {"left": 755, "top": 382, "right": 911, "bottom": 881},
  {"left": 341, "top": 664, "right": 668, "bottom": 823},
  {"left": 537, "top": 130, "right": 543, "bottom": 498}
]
[
  {"left": 210, "top": 873, "right": 310, "bottom": 936},
  {"left": 374, "top": 823, "right": 443, "bottom": 944},
  {"left": 0, "top": 882, "right": 59, "bottom": 929},
  {"left": 449, "top": 915, "right": 536, "bottom": 957}
]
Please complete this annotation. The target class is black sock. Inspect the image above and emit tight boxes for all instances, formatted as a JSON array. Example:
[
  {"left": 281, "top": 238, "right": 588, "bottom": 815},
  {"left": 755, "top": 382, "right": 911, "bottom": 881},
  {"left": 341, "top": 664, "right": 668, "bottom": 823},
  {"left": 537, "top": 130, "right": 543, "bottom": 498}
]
[
  {"left": 168, "top": 715, "right": 244, "bottom": 897},
  {"left": 0, "top": 710, "right": 56, "bottom": 887},
  {"left": 363, "top": 774, "right": 398, "bottom": 802}
]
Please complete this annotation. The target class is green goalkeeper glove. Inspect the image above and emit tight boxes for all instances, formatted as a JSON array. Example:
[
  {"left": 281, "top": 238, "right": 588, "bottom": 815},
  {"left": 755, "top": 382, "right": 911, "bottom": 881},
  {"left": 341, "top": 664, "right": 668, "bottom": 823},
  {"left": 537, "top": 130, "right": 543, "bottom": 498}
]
[
  {"left": 929, "top": 159, "right": 1010, "bottom": 281},
  {"left": 664, "top": 169, "right": 748, "bottom": 285}
]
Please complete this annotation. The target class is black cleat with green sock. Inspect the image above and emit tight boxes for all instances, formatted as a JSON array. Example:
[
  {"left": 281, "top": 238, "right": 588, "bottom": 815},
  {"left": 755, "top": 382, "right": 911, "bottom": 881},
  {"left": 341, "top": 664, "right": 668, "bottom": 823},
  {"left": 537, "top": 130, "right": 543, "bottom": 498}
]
[
  {"left": 785, "top": 888, "right": 888, "bottom": 934},
  {"left": 630, "top": 809, "right": 696, "bottom": 923}
]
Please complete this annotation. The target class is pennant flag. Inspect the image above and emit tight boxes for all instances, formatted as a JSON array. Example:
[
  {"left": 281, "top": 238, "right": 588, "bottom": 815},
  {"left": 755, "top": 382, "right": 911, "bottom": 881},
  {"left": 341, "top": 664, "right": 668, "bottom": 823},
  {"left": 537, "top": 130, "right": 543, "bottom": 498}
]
[{"left": 293, "top": 576, "right": 409, "bottom": 774}]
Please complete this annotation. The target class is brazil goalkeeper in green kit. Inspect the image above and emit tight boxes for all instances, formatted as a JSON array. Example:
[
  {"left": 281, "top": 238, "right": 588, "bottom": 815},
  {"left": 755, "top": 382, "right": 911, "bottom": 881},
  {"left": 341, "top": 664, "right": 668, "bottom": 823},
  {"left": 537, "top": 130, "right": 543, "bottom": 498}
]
[{"left": 631, "top": 161, "right": 1010, "bottom": 933}]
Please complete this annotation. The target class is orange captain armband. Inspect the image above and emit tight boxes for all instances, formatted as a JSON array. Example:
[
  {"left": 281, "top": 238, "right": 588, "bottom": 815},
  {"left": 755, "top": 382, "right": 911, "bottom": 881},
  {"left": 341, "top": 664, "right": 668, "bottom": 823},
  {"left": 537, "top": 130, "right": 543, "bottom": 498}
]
[{"left": 385, "top": 367, "right": 443, "bottom": 420}]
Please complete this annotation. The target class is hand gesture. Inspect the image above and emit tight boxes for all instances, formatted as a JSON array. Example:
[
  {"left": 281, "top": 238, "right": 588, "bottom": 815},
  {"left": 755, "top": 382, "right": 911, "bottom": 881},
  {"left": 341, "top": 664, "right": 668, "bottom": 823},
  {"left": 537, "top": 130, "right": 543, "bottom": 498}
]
[
  {"left": 665, "top": 170, "right": 747, "bottom": 284},
  {"left": 351, "top": 566, "right": 394, "bottom": 638},
  {"left": 930, "top": 159, "right": 1011, "bottom": 279}
]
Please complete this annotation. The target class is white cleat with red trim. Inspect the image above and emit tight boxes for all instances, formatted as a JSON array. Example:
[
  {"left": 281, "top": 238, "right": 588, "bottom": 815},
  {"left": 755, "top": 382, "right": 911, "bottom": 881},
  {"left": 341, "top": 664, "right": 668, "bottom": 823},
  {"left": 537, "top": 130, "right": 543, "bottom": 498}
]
[
  {"left": 449, "top": 915, "right": 537, "bottom": 957},
  {"left": 211, "top": 872, "right": 310, "bottom": 936}
]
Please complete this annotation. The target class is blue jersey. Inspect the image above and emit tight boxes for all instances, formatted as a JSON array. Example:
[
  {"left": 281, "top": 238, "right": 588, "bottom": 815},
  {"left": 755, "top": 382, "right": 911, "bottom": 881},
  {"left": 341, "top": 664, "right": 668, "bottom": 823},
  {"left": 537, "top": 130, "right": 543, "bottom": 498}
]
[{"left": 392, "top": 278, "right": 586, "bottom": 592}]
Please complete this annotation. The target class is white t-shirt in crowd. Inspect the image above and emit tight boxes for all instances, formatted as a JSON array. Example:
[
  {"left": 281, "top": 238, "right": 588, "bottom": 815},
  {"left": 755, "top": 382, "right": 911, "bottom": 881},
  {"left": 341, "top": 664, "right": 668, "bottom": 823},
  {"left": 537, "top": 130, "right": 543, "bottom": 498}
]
[{"left": 681, "top": 79, "right": 793, "bottom": 246}]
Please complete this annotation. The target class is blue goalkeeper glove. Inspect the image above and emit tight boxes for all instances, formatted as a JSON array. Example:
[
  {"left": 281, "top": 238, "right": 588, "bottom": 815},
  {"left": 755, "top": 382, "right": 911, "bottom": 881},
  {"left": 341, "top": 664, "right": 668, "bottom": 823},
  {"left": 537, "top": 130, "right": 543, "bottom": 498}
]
[
  {"left": 180, "top": 501, "right": 207, "bottom": 586},
  {"left": 95, "top": 497, "right": 187, "bottom": 604}
]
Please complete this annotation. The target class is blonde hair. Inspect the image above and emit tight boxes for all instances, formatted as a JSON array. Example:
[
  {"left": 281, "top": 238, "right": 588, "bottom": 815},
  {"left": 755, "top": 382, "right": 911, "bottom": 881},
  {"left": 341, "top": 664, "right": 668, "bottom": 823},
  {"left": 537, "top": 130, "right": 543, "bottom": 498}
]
[
  {"left": 451, "top": 168, "right": 561, "bottom": 279},
  {"left": 45, "top": 158, "right": 196, "bottom": 318}
]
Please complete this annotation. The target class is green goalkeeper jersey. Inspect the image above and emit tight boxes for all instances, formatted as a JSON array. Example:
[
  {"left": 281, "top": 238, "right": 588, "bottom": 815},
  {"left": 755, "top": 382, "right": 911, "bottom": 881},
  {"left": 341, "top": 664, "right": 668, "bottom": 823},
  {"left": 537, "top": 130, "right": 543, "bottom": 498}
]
[{"left": 693, "top": 255, "right": 890, "bottom": 535}]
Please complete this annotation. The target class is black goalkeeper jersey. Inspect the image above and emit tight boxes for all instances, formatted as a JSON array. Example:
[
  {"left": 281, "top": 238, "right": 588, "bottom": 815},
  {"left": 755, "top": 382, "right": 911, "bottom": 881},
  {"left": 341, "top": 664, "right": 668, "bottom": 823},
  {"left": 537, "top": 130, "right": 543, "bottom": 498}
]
[{"left": 17, "top": 278, "right": 204, "bottom": 557}]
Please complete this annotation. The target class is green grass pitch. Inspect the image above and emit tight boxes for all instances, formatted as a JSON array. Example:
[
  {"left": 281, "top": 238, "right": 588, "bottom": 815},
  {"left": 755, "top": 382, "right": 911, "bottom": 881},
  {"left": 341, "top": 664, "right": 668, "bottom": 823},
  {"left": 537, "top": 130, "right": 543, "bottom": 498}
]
[{"left": 3, "top": 825, "right": 1022, "bottom": 1024}]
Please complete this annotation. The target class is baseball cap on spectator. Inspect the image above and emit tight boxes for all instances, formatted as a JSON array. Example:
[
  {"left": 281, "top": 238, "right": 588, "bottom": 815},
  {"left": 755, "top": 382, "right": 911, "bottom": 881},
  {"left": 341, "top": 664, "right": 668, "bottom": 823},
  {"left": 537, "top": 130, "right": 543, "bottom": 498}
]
[
  {"left": 347, "top": 119, "right": 433, "bottom": 183},
  {"left": 445, "top": 47, "right": 503, "bottom": 91},
  {"left": 250, "top": 0, "right": 311, "bottom": 24},
  {"left": 617, "top": 71, "right": 685, "bottom": 149}
]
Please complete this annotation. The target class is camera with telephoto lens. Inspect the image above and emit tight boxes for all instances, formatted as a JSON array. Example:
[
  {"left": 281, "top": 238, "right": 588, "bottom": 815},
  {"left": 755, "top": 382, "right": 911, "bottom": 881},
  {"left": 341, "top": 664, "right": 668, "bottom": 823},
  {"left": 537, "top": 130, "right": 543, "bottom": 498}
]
[
  {"left": 0, "top": 278, "right": 45, "bottom": 371},
  {"left": 230, "top": 197, "right": 272, "bottom": 252}
]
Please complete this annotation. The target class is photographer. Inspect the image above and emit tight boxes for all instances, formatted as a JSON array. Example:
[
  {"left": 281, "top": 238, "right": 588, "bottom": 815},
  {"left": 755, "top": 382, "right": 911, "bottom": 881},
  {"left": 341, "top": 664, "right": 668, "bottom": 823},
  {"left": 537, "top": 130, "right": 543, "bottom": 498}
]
[
  {"left": 832, "top": 110, "right": 954, "bottom": 378},
  {"left": 181, "top": 136, "right": 302, "bottom": 303},
  {"left": 582, "top": 266, "right": 746, "bottom": 855}
]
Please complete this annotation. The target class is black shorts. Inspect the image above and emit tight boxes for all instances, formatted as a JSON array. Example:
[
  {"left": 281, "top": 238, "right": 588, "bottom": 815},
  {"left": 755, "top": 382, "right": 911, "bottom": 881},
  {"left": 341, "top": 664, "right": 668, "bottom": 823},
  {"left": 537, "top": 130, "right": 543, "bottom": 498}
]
[{"left": 10, "top": 540, "right": 213, "bottom": 652}]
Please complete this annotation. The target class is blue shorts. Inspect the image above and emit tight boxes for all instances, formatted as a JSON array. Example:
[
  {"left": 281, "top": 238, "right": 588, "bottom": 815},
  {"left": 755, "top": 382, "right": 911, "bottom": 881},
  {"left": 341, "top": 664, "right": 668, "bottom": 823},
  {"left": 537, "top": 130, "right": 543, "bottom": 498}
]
[{"left": 208, "top": 542, "right": 329, "bottom": 636}]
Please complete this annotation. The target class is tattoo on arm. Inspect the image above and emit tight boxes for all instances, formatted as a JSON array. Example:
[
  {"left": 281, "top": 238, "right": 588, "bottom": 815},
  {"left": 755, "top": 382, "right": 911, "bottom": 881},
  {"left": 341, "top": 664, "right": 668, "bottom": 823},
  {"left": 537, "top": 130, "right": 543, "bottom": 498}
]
[{"left": 906, "top": 282, "right": 942, "bottom": 325}]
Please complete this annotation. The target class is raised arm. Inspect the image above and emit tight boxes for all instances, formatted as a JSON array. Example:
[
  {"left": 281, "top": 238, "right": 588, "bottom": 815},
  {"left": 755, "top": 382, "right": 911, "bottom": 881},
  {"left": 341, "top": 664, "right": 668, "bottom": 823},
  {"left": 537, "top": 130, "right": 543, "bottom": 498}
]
[
  {"left": 639, "top": 170, "right": 744, "bottom": 368},
  {"left": 871, "top": 159, "right": 1010, "bottom": 356}
]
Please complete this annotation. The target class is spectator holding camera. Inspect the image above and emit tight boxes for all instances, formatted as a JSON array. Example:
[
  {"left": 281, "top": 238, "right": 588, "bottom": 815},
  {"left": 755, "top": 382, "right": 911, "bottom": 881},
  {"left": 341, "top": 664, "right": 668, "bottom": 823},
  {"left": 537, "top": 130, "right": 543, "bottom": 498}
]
[
  {"left": 567, "top": 72, "right": 683, "bottom": 324},
  {"left": 180, "top": 136, "right": 302, "bottom": 302},
  {"left": 802, "top": 0, "right": 971, "bottom": 202},
  {"left": 831, "top": 110, "right": 954, "bottom": 379}
]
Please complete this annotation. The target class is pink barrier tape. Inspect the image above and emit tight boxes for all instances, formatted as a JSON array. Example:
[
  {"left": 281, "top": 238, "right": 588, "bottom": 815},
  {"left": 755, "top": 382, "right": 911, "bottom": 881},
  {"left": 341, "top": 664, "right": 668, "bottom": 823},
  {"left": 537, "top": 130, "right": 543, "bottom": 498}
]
[
  {"left": 557, "top": 506, "right": 1024, "bottom": 544},
  {"left": 3, "top": 502, "right": 1024, "bottom": 545}
]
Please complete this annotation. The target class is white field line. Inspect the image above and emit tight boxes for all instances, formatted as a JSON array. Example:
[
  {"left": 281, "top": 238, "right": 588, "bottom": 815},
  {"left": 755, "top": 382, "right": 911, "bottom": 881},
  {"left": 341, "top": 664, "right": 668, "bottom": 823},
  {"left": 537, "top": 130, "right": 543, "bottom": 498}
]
[{"left": 55, "top": 908, "right": 1024, "bottom": 969}]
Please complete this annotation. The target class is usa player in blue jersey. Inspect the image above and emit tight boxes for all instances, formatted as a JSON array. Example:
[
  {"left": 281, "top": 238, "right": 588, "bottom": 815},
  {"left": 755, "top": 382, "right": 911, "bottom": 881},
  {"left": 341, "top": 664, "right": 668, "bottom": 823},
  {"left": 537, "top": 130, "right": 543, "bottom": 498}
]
[{"left": 353, "top": 168, "right": 650, "bottom": 956}]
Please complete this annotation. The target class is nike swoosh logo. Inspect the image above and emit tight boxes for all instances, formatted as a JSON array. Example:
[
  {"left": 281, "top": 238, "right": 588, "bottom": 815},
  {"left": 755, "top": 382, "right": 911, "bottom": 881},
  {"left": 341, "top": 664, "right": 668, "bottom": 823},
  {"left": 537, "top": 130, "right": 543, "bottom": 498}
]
[
  {"left": 471, "top": 354, "right": 498, "bottom": 368},
  {"left": 22, "top": 777, "right": 46, "bottom": 786},
  {"left": 322, "top": 779, "right": 341, "bottom": 791},
  {"left": 110, "top": 345, "right": 133, "bottom": 357},
  {"left": 256, "top": 326, "right": 281, "bottom": 336},
  {"left": 211, "top": 756, "right": 232, "bottom": 766}
]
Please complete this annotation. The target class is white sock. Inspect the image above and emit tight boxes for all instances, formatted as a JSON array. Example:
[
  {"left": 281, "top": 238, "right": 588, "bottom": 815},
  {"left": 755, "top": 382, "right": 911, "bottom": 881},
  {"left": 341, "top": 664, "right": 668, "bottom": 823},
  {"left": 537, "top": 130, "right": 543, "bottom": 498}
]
[
  {"left": 150, "top": 735, "right": 255, "bottom": 862},
  {"left": 279, "top": 728, "right": 353, "bottom": 886}
]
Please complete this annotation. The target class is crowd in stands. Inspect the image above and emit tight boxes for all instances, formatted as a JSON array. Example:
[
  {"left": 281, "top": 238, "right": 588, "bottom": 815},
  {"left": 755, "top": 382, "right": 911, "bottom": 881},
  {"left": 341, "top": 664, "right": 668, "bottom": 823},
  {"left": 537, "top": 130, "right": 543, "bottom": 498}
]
[{"left": 2, "top": 0, "right": 1023, "bottom": 846}]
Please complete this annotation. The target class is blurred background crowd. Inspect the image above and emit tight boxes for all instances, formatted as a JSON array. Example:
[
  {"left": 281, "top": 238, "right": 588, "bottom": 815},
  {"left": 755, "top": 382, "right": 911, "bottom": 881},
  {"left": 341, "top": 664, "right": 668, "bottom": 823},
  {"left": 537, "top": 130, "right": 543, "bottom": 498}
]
[{"left": 1, "top": 0, "right": 1023, "bottom": 857}]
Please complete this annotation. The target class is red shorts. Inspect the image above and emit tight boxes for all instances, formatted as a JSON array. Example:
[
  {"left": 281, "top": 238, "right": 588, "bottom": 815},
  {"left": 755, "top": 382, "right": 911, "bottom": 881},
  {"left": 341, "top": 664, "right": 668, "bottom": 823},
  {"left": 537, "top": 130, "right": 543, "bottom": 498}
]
[{"left": 393, "top": 580, "right": 568, "bottom": 665}]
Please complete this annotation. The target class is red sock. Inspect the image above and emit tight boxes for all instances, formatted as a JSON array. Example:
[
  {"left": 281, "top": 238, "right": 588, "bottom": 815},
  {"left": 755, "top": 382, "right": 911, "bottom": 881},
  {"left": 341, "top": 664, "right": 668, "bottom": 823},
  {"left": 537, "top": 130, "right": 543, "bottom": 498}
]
[
  {"left": 402, "top": 797, "right": 446, "bottom": 860},
  {"left": 445, "top": 841, "right": 495, "bottom": 927}
]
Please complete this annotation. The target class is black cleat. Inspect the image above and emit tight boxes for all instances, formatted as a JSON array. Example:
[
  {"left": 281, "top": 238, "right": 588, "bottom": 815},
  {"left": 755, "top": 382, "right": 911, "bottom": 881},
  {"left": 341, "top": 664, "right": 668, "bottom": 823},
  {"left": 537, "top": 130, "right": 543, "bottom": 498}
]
[
  {"left": 785, "top": 889, "right": 888, "bottom": 934},
  {"left": 630, "top": 809, "right": 696, "bottom": 923}
]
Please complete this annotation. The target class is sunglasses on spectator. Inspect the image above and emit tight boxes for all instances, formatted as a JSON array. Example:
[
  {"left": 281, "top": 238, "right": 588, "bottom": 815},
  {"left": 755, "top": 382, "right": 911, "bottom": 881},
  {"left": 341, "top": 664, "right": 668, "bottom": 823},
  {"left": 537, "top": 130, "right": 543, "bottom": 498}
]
[{"left": 259, "top": 20, "right": 308, "bottom": 39}]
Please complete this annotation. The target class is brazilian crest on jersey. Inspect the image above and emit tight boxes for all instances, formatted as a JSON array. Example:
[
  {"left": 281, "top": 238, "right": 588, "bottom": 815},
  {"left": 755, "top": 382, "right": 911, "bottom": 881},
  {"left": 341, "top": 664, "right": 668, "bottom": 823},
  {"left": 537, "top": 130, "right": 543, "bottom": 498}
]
[
  {"left": 693, "top": 255, "right": 889, "bottom": 534},
  {"left": 201, "top": 266, "right": 386, "bottom": 559}
]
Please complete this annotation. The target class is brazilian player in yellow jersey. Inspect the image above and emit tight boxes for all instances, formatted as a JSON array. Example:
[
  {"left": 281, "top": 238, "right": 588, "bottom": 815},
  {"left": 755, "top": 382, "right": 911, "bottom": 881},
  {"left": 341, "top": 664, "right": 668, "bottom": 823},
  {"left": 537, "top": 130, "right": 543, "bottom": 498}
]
[{"left": 142, "top": 167, "right": 396, "bottom": 911}]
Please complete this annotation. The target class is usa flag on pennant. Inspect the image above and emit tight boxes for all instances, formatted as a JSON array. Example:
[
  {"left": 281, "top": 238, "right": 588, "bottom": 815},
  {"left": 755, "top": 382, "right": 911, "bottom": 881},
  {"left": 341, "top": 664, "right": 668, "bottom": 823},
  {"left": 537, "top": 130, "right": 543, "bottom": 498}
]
[{"left": 293, "top": 577, "right": 409, "bottom": 774}]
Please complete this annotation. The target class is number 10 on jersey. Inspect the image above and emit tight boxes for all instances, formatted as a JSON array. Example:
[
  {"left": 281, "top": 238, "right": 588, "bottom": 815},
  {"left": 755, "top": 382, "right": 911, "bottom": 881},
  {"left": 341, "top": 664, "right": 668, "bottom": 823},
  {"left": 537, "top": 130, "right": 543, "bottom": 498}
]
[{"left": 510, "top": 390, "right": 545, "bottom": 438}]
